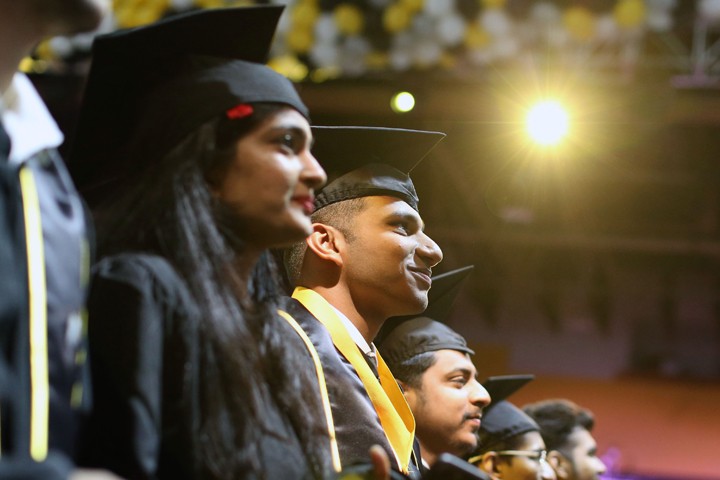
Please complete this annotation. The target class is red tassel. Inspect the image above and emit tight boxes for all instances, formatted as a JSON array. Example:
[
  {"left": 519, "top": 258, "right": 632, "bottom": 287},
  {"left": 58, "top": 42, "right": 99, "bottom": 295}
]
[{"left": 226, "top": 104, "right": 254, "bottom": 120}]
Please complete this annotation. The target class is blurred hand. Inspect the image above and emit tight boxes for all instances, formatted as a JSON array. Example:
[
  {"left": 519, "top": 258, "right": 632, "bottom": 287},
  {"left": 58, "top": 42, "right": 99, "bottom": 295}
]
[
  {"left": 368, "top": 444, "right": 391, "bottom": 480},
  {"left": 70, "top": 469, "right": 125, "bottom": 480}
]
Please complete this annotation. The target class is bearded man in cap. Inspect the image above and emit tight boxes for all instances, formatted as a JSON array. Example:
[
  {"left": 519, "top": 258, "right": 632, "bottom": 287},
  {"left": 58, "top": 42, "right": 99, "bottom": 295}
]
[
  {"left": 283, "top": 126, "right": 445, "bottom": 477},
  {"left": 376, "top": 266, "right": 490, "bottom": 470}
]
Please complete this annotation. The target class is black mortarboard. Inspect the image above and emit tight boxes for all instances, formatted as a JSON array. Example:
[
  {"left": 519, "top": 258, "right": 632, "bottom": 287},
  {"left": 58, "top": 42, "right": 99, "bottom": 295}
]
[
  {"left": 310, "top": 126, "right": 446, "bottom": 212},
  {"left": 481, "top": 375, "right": 535, "bottom": 407},
  {"left": 476, "top": 401, "right": 540, "bottom": 452},
  {"left": 376, "top": 266, "right": 474, "bottom": 363},
  {"left": 71, "top": 6, "right": 308, "bottom": 201}
]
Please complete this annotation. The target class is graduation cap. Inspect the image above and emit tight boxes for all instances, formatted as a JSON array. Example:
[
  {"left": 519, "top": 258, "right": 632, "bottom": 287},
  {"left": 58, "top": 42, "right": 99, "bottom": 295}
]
[
  {"left": 70, "top": 5, "right": 307, "bottom": 202},
  {"left": 310, "top": 126, "right": 446, "bottom": 212},
  {"left": 481, "top": 375, "right": 535, "bottom": 407},
  {"left": 473, "top": 401, "right": 541, "bottom": 457},
  {"left": 376, "top": 266, "right": 474, "bottom": 363}
]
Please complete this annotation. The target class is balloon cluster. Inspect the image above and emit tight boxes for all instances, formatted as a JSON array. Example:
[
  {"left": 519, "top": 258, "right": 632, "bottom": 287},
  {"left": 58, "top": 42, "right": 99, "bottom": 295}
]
[{"left": 27, "top": 0, "right": 678, "bottom": 80}]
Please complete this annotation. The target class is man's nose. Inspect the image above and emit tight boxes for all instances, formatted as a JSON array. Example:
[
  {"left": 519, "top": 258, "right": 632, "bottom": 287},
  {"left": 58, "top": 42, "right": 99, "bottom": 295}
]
[{"left": 470, "top": 381, "right": 491, "bottom": 408}]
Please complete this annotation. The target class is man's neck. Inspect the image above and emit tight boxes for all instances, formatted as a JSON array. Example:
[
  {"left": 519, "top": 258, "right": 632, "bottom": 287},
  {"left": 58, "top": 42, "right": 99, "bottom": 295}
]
[
  {"left": 309, "top": 285, "right": 384, "bottom": 344},
  {"left": 419, "top": 443, "right": 437, "bottom": 469}
]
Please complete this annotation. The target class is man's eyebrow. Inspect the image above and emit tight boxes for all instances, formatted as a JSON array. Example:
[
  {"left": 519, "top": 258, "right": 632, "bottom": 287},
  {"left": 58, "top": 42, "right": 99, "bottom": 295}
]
[{"left": 386, "top": 210, "right": 424, "bottom": 229}]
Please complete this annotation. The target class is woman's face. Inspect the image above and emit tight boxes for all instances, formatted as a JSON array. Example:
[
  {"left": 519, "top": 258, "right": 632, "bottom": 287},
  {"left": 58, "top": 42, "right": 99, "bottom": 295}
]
[{"left": 213, "top": 107, "right": 326, "bottom": 249}]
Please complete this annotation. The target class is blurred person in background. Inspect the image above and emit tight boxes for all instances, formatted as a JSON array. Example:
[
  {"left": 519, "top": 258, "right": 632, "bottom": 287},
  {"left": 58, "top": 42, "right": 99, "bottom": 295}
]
[
  {"left": 523, "top": 399, "right": 606, "bottom": 480},
  {"left": 0, "top": 0, "right": 119, "bottom": 478}
]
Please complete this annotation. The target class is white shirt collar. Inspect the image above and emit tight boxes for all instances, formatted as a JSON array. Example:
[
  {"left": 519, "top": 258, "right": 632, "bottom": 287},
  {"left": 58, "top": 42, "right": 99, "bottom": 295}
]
[
  {"left": 1, "top": 73, "right": 64, "bottom": 164},
  {"left": 330, "top": 304, "right": 376, "bottom": 357}
]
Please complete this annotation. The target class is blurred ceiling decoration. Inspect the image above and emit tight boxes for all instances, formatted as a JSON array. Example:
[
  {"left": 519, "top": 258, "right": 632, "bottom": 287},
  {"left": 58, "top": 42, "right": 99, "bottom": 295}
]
[{"left": 21, "top": 0, "right": 700, "bottom": 82}]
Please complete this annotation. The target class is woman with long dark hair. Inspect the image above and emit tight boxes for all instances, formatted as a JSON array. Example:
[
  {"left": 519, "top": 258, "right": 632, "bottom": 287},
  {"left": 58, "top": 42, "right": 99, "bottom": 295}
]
[{"left": 71, "top": 7, "right": 337, "bottom": 480}]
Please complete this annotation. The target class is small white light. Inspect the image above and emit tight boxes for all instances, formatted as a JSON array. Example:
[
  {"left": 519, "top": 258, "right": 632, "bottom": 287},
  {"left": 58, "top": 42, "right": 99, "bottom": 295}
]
[{"left": 391, "top": 91, "right": 415, "bottom": 113}]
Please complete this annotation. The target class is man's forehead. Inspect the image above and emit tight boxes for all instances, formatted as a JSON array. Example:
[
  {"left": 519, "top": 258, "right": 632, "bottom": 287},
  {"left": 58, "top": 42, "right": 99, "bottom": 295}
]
[{"left": 433, "top": 349, "right": 477, "bottom": 372}]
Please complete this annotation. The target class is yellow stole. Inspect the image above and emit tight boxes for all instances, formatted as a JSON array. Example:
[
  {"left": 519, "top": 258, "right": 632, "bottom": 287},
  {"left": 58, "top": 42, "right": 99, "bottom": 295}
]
[{"left": 292, "top": 287, "right": 415, "bottom": 474}]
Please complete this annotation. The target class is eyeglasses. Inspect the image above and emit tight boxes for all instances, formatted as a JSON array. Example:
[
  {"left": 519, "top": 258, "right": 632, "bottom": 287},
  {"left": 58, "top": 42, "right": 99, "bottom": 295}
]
[
  {"left": 496, "top": 450, "right": 548, "bottom": 463},
  {"left": 467, "top": 449, "right": 548, "bottom": 465}
]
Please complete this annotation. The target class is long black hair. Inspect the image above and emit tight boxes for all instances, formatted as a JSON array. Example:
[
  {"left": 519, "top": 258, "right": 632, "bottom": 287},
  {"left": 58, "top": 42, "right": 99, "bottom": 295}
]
[{"left": 97, "top": 104, "right": 331, "bottom": 479}]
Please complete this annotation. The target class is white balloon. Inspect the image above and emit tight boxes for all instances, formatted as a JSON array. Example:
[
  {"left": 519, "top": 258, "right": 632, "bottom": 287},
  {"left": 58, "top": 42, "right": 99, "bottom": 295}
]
[
  {"left": 368, "top": 0, "right": 392, "bottom": 8},
  {"left": 423, "top": 0, "right": 453, "bottom": 18},
  {"left": 72, "top": 32, "right": 96, "bottom": 51},
  {"left": 170, "top": 0, "right": 194, "bottom": 10},
  {"left": 530, "top": 1, "right": 561, "bottom": 24},
  {"left": 412, "top": 12, "right": 436, "bottom": 37},
  {"left": 412, "top": 39, "right": 442, "bottom": 66},
  {"left": 343, "top": 35, "right": 371, "bottom": 55},
  {"left": 436, "top": 13, "right": 465, "bottom": 46},
  {"left": 339, "top": 38, "right": 369, "bottom": 76},
  {"left": 700, "top": 0, "right": 720, "bottom": 23},
  {"left": 314, "top": 13, "right": 338, "bottom": 42},
  {"left": 392, "top": 31, "right": 416, "bottom": 50},
  {"left": 468, "top": 48, "right": 494, "bottom": 65},
  {"left": 390, "top": 47, "right": 413, "bottom": 71},
  {"left": 646, "top": 9, "right": 673, "bottom": 32},
  {"left": 646, "top": 0, "right": 676, "bottom": 10},
  {"left": 490, "top": 36, "right": 519, "bottom": 59},
  {"left": 310, "top": 41, "right": 339, "bottom": 68},
  {"left": 275, "top": 9, "right": 292, "bottom": 34},
  {"left": 49, "top": 36, "right": 74, "bottom": 57},
  {"left": 545, "top": 26, "right": 568, "bottom": 48},
  {"left": 480, "top": 9, "right": 512, "bottom": 37},
  {"left": 595, "top": 14, "right": 618, "bottom": 43}
]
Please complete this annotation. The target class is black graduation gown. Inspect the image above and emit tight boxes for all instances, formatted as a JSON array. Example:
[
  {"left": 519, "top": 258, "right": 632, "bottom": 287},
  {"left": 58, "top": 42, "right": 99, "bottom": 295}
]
[
  {"left": 0, "top": 129, "right": 89, "bottom": 478},
  {"left": 77, "top": 253, "right": 313, "bottom": 480},
  {"left": 282, "top": 299, "right": 420, "bottom": 479}
]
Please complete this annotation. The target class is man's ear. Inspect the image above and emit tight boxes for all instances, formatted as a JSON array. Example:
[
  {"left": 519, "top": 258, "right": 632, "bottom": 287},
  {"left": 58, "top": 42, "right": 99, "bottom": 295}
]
[
  {"left": 397, "top": 379, "right": 414, "bottom": 404},
  {"left": 548, "top": 450, "right": 570, "bottom": 480},
  {"left": 305, "top": 223, "right": 344, "bottom": 266},
  {"left": 480, "top": 452, "right": 502, "bottom": 479}
]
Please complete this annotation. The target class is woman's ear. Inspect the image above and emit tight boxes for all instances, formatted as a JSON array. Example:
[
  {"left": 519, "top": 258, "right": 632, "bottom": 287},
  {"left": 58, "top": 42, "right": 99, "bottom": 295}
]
[
  {"left": 548, "top": 450, "right": 569, "bottom": 480},
  {"left": 305, "top": 223, "right": 344, "bottom": 266}
]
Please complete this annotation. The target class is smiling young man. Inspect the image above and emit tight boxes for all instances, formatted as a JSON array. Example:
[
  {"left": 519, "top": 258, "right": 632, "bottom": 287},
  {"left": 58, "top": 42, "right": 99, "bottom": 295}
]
[
  {"left": 376, "top": 266, "right": 491, "bottom": 470},
  {"left": 522, "top": 400, "right": 606, "bottom": 480},
  {"left": 283, "top": 126, "right": 445, "bottom": 477}
]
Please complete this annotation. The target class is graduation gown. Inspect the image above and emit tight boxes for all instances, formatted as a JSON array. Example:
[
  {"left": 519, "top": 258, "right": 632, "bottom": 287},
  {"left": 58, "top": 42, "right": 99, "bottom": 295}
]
[
  {"left": 77, "top": 253, "right": 315, "bottom": 480},
  {"left": 0, "top": 144, "right": 89, "bottom": 478},
  {"left": 284, "top": 288, "right": 419, "bottom": 478}
]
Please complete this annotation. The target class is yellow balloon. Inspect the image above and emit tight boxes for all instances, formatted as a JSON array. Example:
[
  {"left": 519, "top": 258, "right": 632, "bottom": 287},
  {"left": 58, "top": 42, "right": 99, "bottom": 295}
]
[
  {"left": 268, "top": 55, "right": 308, "bottom": 82},
  {"left": 464, "top": 23, "right": 491, "bottom": 49},
  {"left": 613, "top": 0, "right": 646, "bottom": 29},
  {"left": 286, "top": 27, "right": 314, "bottom": 54},
  {"left": 563, "top": 6, "right": 595, "bottom": 41},
  {"left": 292, "top": 1, "right": 320, "bottom": 29},
  {"left": 334, "top": 4, "right": 364, "bottom": 36},
  {"left": 399, "top": 0, "right": 424, "bottom": 14},
  {"left": 482, "top": 0, "right": 506, "bottom": 8},
  {"left": 383, "top": 3, "right": 412, "bottom": 33}
]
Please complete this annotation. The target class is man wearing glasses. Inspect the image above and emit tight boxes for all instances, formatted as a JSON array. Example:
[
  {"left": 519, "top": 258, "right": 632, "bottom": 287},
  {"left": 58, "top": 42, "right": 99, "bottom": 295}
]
[
  {"left": 467, "top": 400, "right": 556, "bottom": 480},
  {"left": 522, "top": 400, "right": 607, "bottom": 480}
]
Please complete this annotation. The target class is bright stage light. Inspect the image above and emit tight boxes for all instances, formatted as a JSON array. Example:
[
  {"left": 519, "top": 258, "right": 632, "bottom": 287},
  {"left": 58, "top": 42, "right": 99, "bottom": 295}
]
[
  {"left": 526, "top": 100, "right": 569, "bottom": 146},
  {"left": 391, "top": 91, "right": 415, "bottom": 113}
]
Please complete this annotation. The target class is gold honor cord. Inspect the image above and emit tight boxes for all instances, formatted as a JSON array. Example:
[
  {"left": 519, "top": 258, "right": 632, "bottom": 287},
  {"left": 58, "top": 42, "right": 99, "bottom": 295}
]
[
  {"left": 292, "top": 287, "right": 415, "bottom": 474},
  {"left": 277, "top": 309, "right": 342, "bottom": 472},
  {"left": 19, "top": 167, "right": 49, "bottom": 461}
]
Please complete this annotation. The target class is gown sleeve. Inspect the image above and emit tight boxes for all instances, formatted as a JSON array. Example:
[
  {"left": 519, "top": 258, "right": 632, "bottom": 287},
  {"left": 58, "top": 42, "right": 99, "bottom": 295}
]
[{"left": 78, "top": 255, "right": 175, "bottom": 480}]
